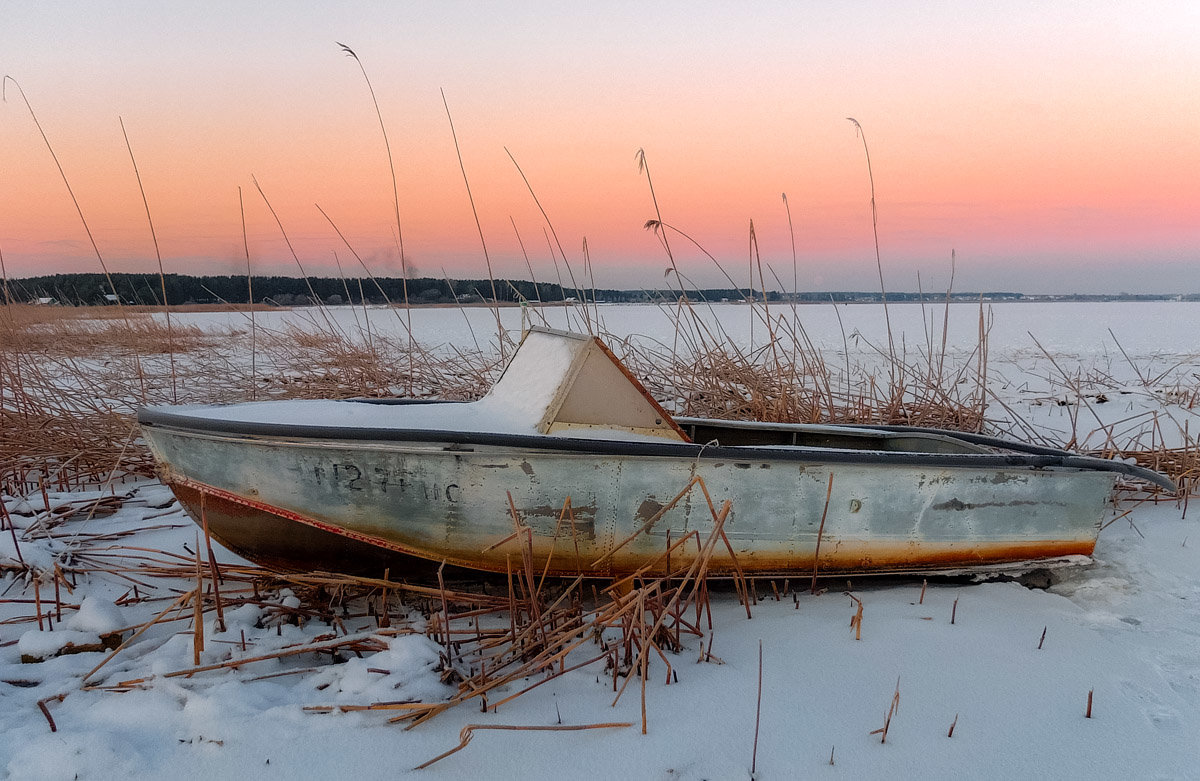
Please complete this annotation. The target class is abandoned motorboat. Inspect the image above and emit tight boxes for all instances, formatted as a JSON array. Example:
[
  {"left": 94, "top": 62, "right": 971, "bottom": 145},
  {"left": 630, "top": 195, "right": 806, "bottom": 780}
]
[{"left": 137, "top": 328, "right": 1174, "bottom": 578}]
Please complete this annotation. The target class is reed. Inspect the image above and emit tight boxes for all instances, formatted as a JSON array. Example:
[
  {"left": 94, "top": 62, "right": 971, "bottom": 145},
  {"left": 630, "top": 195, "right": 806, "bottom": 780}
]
[
  {"left": 120, "top": 117, "right": 177, "bottom": 404},
  {"left": 441, "top": 89, "right": 507, "bottom": 357},
  {"left": 337, "top": 42, "right": 415, "bottom": 392}
]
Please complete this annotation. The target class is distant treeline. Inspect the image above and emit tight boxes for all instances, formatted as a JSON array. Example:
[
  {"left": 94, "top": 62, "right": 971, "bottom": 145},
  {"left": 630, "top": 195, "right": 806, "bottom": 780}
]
[{"left": 2, "top": 273, "right": 1188, "bottom": 306}]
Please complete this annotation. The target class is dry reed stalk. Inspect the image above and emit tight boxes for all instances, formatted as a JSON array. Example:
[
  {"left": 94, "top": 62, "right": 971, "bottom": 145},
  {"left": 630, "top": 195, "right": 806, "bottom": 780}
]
[
  {"left": 504, "top": 147, "right": 591, "bottom": 333},
  {"left": 33, "top": 577, "right": 43, "bottom": 631},
  {"left": 193, "top": 537, "right": 205, "bottom": 665},
  {"left": 441, "top": 89, "right": 506, "bottom": 358},
  {"left": 951, "top": 597, "right": 959, "bottom": 625},
  {"left": 2, "top": 500, "right": 24, "bottom": 566},
  {"left": 811, "top": 473, "right": 835, "bottom": 594},
  {"left": 0, "top": 245, "right": 10, "bottom": 307},
  {"left": 198, "top": 495, "right": 226, "bottom": 633},
  {"left": 1038, "top": 626, "right": 1047, "bottom": 650},
  {"left": 639, "top": 589, "right": 648, "bottom": 734},
  {"left": 53, "top": 564, "right": 63, "bottom": 622},
  {"left": 238, "top": 186, "right": 257, "bottom": 400},
  {"left": 120, "top": 117, "right": 177, "bottom": 404},
  {"left": 337, "top": 42, "right": 414, "bottom": 392},
  {"left": 3, "top": 77, "right": 147, "bottom": 403},
  {"left": 1086, "top": 688, "right": 1094, "bottom": 718},
  {"left": 436, "top": 562, "right": 451, "bottom": 659},
  {"left": 752, "top": 638, "right": 763, "bottom": 774},
  {"left": 919, "top": 579, "right": 927, "bottom": 605},
  {"left": 948, "top": 713, "right": 958, "bottom": 738},
  {"left": 165, "top": 631, "right": 398, "bottom": 679},
  {"left": 377, "top": 566, "right": 391, "bottom": 630},
  {"left": 846, "top": 117, "right": 895, "bottom": 372}
]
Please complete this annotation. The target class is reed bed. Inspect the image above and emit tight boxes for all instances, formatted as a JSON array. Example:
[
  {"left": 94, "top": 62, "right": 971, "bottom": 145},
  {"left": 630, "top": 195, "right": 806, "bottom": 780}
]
[{"left": 3, "top": 296, "right": 1197, "bottom": 494}]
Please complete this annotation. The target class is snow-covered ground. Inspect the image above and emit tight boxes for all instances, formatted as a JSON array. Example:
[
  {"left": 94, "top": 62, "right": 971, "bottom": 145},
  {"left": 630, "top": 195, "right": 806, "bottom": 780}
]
[{"left": 3, "top": 302, "right": 1199, "bottom": 779}]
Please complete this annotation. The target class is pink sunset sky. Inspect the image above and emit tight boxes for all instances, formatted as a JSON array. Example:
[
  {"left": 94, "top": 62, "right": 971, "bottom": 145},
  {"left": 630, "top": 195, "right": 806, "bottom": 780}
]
[{"left": 2, "top": 2, "right": 1197, "bottom": 293}]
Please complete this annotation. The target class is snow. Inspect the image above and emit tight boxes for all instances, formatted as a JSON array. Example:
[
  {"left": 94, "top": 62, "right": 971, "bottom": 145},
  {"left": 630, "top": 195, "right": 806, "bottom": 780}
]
[
  {"left": 144, "top": 328, "right": 671, "bottom": 443},
  {"left": 65, "top": 596, "right": 125, "bottom": 636},
  {"left": 16, "top": 629, "right": 103, "bottom": 661},
  {"left": 4, "top": 302, "right": 1200, "bottom": 779},
  {"left": 4, "top": 499, "right": 1197, "bottom": 779},
  {"left": 152, "top": 329, "right": 586, "bottom": 437}
]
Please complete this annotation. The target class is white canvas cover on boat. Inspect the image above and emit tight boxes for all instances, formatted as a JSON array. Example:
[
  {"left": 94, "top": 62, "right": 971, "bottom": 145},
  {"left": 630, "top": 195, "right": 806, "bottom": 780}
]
[{"left": 484, "top": 328, "right": 690, "bottom": 441}]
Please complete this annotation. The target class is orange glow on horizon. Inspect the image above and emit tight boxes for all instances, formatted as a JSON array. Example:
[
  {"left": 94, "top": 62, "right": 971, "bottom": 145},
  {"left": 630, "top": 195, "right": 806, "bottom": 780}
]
[{"left": 2, "top": 4, "right": 1197, "bottom": 294}]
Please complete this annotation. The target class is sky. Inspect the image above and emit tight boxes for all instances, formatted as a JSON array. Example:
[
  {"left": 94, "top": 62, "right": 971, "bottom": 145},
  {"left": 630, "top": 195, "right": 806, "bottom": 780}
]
[{"left": 2, "top": 1, "right": 1198, "bottom": 294}]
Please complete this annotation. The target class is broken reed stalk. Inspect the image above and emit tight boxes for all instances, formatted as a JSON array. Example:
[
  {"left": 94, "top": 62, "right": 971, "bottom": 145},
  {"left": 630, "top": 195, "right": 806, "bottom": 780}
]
[
  {"left": 870, "top": 677, "right": 901, "bottom": 743},
  {"left": 948, "top": 712, "right": 958, "bottom": 738},
  {"left": 415, "top": 722, "right": 632, "bottom": 770},
  {"left": 37, "top": 693, "right": 67, "bottom": 732},
  {"left": 1038, "top": 625, "right": 1047, "bottom": 650},
  {"left": 846, "top": 592, "right": 864, "bottom": 640},
  {"left": 919, "top": 579, "right": 927, "bottom": 604},
  {"left": 951, "top": 597, "right": 959, "bottom": 625},
  {"left": 810, "top": 473, "right": 835, "bottom": 594},
  {"left": 1086, "top": 688, "right": 1094, "bottom": 718}
]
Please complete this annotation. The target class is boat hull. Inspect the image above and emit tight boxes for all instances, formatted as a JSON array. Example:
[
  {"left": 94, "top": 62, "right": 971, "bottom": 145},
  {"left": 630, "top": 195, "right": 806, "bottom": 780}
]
[{"left": 141, "top": 424, "right": 1117, "bottom": 579}]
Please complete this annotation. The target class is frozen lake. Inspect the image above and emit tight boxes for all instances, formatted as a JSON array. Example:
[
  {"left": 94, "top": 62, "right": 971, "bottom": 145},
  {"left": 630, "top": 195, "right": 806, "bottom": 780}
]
[{"left": 164, "top": 300, "right": 1200, "bottom": 359}]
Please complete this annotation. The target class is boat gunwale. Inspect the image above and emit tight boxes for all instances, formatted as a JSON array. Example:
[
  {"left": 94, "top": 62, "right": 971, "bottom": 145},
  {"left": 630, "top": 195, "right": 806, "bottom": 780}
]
[{"left": 137, "top": 406, "right": 1176, "bottom": 491}]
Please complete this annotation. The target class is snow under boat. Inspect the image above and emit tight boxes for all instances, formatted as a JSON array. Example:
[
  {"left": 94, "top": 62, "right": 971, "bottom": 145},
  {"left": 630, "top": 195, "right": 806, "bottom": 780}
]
[{"left": 138, "top": 328, "right": 1174, "bottom": 580}]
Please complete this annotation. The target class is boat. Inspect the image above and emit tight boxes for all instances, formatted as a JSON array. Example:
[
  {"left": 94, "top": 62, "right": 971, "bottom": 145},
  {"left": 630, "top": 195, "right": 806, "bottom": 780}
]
[{"left": 137, "top": 327, "right": 1174, "bottom": 579}]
